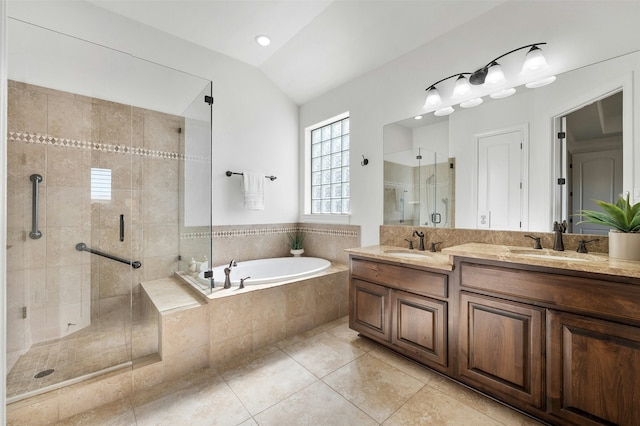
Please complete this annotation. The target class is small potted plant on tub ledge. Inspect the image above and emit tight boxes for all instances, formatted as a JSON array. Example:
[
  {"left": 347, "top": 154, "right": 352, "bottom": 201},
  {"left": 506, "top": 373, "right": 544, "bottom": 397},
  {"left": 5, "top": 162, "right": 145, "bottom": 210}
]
[
  {"left": 576, "top": 193, "right": 640, "bottom": 261},
  {"left": 288, "top": 230, "right": 305, "bottom": 257}
]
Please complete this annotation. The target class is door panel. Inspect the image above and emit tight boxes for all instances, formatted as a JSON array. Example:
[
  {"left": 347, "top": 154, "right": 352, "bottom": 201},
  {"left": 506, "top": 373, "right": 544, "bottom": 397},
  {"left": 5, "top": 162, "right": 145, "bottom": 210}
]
[{"left": 477, "top": 129, "right": 523, "bottom": 230}]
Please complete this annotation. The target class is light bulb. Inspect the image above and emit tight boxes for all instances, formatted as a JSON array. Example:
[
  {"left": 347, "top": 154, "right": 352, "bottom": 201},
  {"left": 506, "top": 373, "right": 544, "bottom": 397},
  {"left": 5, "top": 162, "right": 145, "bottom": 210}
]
[
  {"left": 424, "top": 87, "right": 442, "bottom": 108},
  {"left": 485, "top": 62, "right": 505, "bottom": 86},
  {"left": 452, "top": 75, "right": 471, "bottom": 99},
  {"left": 434, "top": 106, "right": 455, "bottom": 116},
  {"left": 490, "top": 88, "right": 516, "bottom": 99},
  {"left": 521, "top": 46, "right": 548, "bottom": 75},
  {"left": 460, "top": 98, "right": 483, "bottom": 108},
  {"left": 525, "top": 76, "right": 556, "bottom": 88}
]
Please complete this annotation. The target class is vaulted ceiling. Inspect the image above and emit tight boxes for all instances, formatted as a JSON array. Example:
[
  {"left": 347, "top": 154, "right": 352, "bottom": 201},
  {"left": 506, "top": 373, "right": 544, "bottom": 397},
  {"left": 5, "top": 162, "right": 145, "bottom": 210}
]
[{"left": 88, "top": 0, "right": 506, "bottom": 104}]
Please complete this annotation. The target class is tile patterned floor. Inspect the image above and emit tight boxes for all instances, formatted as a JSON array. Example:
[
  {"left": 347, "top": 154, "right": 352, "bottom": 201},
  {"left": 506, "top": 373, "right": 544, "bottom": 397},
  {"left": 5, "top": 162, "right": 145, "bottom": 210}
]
[
  {"left": 7, "top": 303, "right": 157, "bottom": 399},
  {"left": 56, "top": 317, "right": 544, "bottom": 425}
]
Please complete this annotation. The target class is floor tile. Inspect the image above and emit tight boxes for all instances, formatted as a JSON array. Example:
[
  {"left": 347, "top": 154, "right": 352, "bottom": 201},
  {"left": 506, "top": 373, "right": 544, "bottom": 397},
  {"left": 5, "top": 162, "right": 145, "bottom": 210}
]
[
  {"left": 283, "top": 331, "right": 365, "bottom": 377},
  {"left": 426, "top": 375, "right": 544, "bottom": 425},
  {"left": 221, "top": 350, "right": 317, "bottom": 415},
  {"left": 323, "top": 353, "right": 425, "bottom": 423},
  {"left": 134, "top": 372, "right": 251, "bottom": 426},
  {"left": 383, "top": 385, "right": 501, "bottom": 425},
  {"left": 325, "top": 321, "right": 380, "bottom": 352},
  {"left": 254, "top": 381, "right": 377, "bottom": 426},
  {"left": 367, "top": 345, "right": 440, "bottom": 385}
]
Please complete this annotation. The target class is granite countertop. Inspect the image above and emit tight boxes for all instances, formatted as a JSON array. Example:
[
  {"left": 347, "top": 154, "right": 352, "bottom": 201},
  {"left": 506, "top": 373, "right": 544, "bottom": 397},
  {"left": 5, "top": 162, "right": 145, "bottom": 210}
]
[
  {"left": 347, "top": 243, "right": 640, "bottom": 279},
  {"left": 345, "top": 245, "right": 454, "bottom": 271},
  {"left": 442, "top": 242, "right": 640, "bottom": 279}
]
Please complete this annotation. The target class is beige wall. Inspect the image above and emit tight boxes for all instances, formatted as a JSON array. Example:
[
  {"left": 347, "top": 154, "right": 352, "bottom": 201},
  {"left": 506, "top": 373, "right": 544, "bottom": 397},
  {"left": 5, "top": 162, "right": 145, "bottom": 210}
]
[{"left": 6, "top": 81, "right": 183, "bottom": 366}]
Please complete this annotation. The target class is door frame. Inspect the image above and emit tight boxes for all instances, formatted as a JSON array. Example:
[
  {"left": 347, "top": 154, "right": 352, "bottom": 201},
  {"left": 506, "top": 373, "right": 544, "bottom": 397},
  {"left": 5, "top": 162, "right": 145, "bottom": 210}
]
[
  {"left": 550, "top": 74, "right": 633, "bottom": 226},
  {"left": 474, "top": 123, "right": 529, "bottom": 230}
]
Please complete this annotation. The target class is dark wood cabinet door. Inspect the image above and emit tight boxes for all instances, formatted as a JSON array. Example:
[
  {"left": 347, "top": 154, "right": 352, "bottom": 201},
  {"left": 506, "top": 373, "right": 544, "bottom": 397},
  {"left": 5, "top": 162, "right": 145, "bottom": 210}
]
[
  {"left": 548, "top": 311, "right": 640, "bottom": 426},
  {"left": 349, "top": 278, "right": 391, "bottom": 341},
  {"left": 391, "top": 290, "right": 447, "bottom": 368},
  {"left": 458, "top": 292, "right": 545, "bottom": 409}
]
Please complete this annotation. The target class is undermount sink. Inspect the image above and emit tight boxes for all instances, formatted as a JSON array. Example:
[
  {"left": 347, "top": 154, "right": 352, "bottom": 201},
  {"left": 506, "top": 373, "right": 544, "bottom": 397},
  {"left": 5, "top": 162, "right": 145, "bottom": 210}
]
[
  {"left": 508, "top": 248, "right": 605, "bottom": 262},
  {"left": 383, "top": 249, "right": 439, "bottom": 259}
]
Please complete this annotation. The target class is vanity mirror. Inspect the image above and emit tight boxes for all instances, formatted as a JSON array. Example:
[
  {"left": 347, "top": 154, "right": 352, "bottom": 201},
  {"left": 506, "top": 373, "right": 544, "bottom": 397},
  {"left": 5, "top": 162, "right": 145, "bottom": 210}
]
[{"left": 383, "top": 50, "right": 637, "bottom": 233}]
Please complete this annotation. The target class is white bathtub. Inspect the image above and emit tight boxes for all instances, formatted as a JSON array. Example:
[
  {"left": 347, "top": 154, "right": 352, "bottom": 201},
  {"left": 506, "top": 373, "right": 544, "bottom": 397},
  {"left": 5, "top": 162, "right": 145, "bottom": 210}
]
[{"left": 198, "top": 257, "right": 331, "bottom": 287}]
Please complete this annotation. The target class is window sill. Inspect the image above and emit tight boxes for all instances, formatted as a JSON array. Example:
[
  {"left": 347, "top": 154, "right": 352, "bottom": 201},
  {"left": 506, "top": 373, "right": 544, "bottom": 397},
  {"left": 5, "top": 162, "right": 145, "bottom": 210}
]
[{"left": 300, "top": 214, "right": 351, "bottom": 225}]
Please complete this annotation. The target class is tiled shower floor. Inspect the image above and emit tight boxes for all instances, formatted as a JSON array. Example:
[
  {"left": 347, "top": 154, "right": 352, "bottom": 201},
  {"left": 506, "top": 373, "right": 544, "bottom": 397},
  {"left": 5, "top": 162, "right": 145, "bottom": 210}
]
[{"left": 6, "top": 307, "right": 157, "bottom": 399}]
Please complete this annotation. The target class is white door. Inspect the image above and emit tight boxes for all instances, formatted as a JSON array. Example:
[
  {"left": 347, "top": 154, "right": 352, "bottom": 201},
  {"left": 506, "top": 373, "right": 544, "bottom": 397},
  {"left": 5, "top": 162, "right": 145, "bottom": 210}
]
[
  {"left": 477, "top": 129, "right": 523, "bottom": 230},
  {"left": 572, "top": 149, "right": 623, "bottom": 235}
]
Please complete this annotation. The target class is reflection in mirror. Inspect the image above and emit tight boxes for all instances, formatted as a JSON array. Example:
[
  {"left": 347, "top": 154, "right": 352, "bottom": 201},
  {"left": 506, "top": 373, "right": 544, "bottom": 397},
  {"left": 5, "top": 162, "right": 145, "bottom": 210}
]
[
  {"left": 560, "top": 91, "right": 623, "bottom": 235},
  {"left": 383, "top": 115, "right": 454, "bottom": 226}
]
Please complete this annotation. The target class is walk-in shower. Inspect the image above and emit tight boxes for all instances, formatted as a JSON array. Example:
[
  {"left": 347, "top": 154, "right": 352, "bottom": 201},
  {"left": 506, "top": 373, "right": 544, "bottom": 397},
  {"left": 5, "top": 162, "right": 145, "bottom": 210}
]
[{"left": 6, "top": 19, "right": 212, "bottom": 401}]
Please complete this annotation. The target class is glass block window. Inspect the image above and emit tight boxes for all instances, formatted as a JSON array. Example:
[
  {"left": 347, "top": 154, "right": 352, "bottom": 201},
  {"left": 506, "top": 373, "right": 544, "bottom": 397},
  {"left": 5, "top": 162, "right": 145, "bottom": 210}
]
[{"left": 310, "top": 117, "right": 350, "bottom": 214}]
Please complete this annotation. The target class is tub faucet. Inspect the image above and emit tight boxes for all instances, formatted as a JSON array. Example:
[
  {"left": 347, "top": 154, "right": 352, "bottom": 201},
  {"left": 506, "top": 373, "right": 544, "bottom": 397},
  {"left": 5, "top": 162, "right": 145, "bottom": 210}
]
[
  {"left": 413, "top": 230, "right": 425, "bottom": 251},
  {"left": 229, "top": 259, "right": 237, "bottom": 268},
  {"left": 239, "top": 276, "right": 250, "bottom": 289},
  {"left": 553, "top": 220, "right": 567, "bottom": 251}
]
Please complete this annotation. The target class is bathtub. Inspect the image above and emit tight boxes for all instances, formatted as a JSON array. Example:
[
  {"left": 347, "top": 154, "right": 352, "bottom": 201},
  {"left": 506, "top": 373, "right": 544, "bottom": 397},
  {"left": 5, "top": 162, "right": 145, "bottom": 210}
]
[{"left": 197, "top": 257, "right": 331, "bottom": 287}]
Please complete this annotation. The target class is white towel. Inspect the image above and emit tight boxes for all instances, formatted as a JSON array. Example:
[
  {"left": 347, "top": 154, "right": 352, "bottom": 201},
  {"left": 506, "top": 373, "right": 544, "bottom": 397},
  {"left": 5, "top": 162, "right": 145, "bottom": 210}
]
[{"left": 242, "top": 172, "right": 265, "bottom": 210}]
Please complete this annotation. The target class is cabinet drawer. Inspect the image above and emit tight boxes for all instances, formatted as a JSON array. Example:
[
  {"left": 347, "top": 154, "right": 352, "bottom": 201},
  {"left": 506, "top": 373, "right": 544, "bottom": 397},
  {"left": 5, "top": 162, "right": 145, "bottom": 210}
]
[
  {"left": 460, "top": 261, "right": 640, "bottom": 324},
  {"left": 351, "top": 258, "right": 448, "bottom": 298}
]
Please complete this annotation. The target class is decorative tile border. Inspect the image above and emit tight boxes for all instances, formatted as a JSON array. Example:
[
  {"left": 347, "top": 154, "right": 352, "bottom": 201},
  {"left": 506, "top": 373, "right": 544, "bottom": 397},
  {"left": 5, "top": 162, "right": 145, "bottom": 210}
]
[
  {"left": 180, "top": 225, "right": 358, "bottom": 240},
  {"left": 8, "top": 131, "right": 209, "bottom": 162}
]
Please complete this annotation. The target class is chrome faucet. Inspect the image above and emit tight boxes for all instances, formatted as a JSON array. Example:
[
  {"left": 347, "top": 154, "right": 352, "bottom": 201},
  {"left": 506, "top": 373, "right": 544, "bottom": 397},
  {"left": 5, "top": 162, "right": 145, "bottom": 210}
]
[
  {"left": 413, "top": 230, "right": 425, "bottom": 251},
  {"left": 553, "top": 221, "right": 567, "bottom": 251}
]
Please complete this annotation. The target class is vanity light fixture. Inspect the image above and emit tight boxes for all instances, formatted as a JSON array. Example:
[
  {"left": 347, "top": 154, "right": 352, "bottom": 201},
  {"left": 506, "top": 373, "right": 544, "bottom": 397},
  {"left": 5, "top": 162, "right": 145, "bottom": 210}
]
[
  {"left": 423, "top": 43, "right": 555, "bottom": 116},
  {"left": 434, "top": 106, "right": 455, "bottom": 116},
  {"left": 460, "top": 98, "right": 483, "bottom": 108},
  {"left": 255, "top": 35, "right": 271, "bottom": 46},
  {"left": 490, "top": 87, "right": 517, "bottom": 99}
]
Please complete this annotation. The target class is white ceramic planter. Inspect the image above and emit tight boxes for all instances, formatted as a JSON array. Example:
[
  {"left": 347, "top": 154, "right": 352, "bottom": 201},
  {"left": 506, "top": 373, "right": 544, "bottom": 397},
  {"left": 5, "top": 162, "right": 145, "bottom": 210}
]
[
  {"left": 608, "top": 231, "right": 640, "bottom": 261},
  {"left": 290, "top": 248, "right": 304, "bottom": 257}
]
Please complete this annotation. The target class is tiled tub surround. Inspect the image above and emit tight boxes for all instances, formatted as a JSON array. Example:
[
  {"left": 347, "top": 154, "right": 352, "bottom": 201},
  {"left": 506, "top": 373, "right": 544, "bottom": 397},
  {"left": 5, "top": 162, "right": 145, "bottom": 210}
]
[
  {"left": 381, "top": 225, "right": 610, "bottom": 254},
  {"left": 6, "top": 81, "right": 184, "bottom": 396}
]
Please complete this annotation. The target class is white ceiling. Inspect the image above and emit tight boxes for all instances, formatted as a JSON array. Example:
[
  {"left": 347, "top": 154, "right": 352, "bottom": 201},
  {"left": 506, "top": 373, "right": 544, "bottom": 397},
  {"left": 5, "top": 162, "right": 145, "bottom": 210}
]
[{"left": 88, "top": 0, "right": 506, "bottom": 104}]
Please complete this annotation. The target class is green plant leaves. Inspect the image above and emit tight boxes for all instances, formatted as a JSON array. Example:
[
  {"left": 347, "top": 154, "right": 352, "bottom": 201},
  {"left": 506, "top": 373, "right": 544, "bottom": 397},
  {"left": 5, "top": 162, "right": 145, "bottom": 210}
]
[{"left": 576, "top": 193, "right": 640, "bottom": 232}]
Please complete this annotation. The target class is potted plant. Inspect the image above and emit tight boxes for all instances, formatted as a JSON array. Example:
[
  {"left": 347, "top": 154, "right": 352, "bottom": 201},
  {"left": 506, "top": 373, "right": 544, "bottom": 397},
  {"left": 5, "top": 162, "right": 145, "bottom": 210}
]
[
  {"left": 287, "top": 230, "right": 305, "bottom": 257},
  {"left": 576, "top": 193, "right": 640, "bottom": 261}
]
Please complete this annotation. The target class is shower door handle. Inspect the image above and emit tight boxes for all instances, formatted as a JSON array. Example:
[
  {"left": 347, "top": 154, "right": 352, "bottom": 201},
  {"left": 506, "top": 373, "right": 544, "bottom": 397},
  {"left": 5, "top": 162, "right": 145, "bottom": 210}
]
[
  {"left": 119, "top": 214, "right": 125, "bottom": 242},
  {"left": 29, "top": 174, "right": 43, "bottom": 239}
]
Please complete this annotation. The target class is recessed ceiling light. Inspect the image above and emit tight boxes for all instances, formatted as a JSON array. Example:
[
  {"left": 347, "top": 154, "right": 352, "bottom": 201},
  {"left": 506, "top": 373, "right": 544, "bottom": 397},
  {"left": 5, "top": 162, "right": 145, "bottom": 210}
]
[{"left": 255, "top": 35, "right": 271, "bottom": 47}]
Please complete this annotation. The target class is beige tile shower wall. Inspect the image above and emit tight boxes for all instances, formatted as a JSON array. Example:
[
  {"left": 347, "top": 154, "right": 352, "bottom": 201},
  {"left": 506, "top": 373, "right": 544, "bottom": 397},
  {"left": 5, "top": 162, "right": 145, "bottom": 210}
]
[
  {"left": 380, "top": 225, "right": 610, "bottom": 254},
  {"left": 6, "top": 81, "right": 182, "bottom": 354},
  {"left": 188, "top": 223, "right": 360, "bottom": 269}
]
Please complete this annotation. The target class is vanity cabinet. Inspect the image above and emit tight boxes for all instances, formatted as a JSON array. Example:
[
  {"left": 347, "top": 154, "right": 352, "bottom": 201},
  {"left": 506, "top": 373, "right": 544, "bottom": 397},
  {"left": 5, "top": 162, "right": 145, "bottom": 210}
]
[
  {"left": 349, "top": 257, "right": 450, "bottom": 372},
  {"left": 458, "top": 291, "right": 545, "bottom": 410},
  {"left": 350, "top": 278, "right": 391, "bottom": 342},
  {"left": 457, "top": 257, "right": 640, "bottom": 426},
  {"left": 548, "top": 311, "right": 640, "bottom": 426}
]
